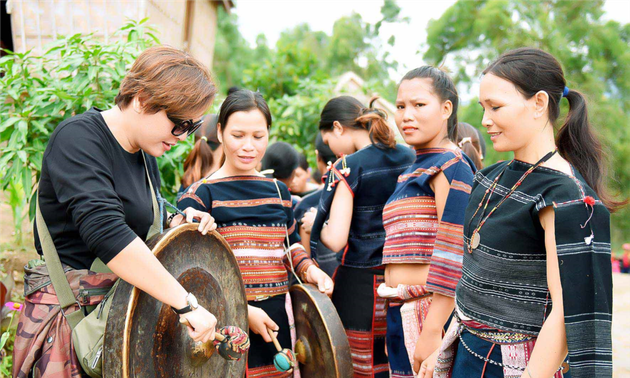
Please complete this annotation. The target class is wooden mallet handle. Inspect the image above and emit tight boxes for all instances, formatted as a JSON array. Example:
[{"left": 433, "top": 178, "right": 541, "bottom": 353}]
[{"left": 267, "top": 328, "right": 282, "bottom": 352}]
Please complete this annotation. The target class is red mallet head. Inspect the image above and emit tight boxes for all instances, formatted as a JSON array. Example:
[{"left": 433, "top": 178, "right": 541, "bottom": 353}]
[{"left": 213, "top": 326, "right": 250, "bottom": 361}]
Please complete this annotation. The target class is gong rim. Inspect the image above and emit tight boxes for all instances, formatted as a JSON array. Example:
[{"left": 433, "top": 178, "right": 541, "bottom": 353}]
[{"left": 290, "top": 283, "right": 353, "bottom": 377}]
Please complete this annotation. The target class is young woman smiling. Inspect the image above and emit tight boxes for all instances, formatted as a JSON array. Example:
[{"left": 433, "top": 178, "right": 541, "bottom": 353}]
[
  {"left": 379, "top": 67, "right": 475, "bottom": 378},
  {"left": 178, "top": 90, "right": 333, "bottom": 377},
  {"left": 434, "top": 48, "right": 622, "bottom": 378}
]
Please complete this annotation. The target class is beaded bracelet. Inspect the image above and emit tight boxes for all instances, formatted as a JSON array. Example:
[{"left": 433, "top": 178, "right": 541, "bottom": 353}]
[{"left": 167, "top": 212, "right": 179, "bottom": 224}]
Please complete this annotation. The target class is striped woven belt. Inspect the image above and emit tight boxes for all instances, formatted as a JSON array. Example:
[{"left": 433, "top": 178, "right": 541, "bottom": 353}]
[{"left": 464, "top": 326, "right": 534, "bottom": 345}]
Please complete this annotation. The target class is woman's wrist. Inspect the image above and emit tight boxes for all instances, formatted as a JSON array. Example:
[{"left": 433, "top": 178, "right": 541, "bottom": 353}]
[
  {"left": 301, "top": 265, "right": 313, "bottom": 282},
  {"left": 305, "top": 265, "right": 316, "bottom": 277},
  {"left": 168, "top": 213, "right": 184, "bottom": 226},
  {"left": 302, "top": 261, "right": 320, "bottom": 281},
  {"left": 168, "top": 284, "right": 190, "bottom": 310}
]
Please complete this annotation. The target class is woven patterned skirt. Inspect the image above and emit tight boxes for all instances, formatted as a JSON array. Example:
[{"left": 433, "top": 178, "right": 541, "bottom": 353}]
[
  {"left": 332, "top": 265, "right": 388, "bottom": 378},
  {"left": 386, "top": 296, "right": 432, "bottom": 378}
]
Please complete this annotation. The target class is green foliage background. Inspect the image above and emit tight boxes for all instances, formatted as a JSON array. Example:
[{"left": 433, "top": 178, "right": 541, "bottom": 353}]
[
  {"left": 212, "top": 0, "right": 405, "bottom": 167},
  {"left": 0, "top": 0, "right": 628, "bottom": 250},
  {"left": 0, "top": 19, "right": 175, "bottom": 243}
]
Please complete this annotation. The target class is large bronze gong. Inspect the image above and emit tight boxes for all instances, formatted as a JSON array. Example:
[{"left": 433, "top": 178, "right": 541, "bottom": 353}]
[
  {"left": 290, "top": 284, "right": 353, "bottom": 377},
  {"left": 103, "top": 224, "right": 248, "bottom": 377}
]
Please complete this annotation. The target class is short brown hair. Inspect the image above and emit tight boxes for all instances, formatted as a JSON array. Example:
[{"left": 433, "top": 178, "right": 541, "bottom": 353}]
[{"left": 115, "top": 46, "right": 216, "bottom": 119}]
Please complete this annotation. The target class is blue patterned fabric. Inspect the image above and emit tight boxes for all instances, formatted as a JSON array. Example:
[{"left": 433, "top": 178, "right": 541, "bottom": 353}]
[{"left": 310, "top": 144, "right": 415, "bottom": 268}]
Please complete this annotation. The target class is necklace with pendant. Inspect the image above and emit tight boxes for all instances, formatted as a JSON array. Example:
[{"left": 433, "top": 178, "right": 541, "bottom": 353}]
[{"left": 467, "top": 150, "right": 557, "bottom": 253}]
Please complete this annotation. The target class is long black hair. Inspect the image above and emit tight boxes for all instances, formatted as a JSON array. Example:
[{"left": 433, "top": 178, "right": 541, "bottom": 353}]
[
  {"left": 484, "top": 47, "right": 625, "bottom": 211},
  {"left": 261, "top": 142, "right": 299, "bottom": 180},
  {"left": 401, "top": 66, "right": 459, "bottom": 142}
]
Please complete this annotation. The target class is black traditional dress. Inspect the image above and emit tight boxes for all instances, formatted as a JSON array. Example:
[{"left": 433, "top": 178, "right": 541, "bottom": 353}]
[
  {"left": 178, "top": 175, "right": 316, "bottom": 377},
  {"left": 435, "top": 160, "right": 612, "bottom": 378},
  {"left": 310, "top": 144, "right": 415, "bottom": 377}
]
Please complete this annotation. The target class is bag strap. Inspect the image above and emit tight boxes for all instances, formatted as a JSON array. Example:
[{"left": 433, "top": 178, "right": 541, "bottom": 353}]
[
  {"left": 36, "top": 193, "right": 84, "bottom": 329},
  {"left": 272, "top": 179, "right": 303, "bottom": 285},
  {"left": 142, "top": 152, "right": 162, "bottom": 240}
]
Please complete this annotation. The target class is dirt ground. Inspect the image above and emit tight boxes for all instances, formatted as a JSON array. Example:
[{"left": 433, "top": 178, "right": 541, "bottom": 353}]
[
  {"left": 0, "top": 195, "right": 38, "bottom": 295},
  {"left": 1, "top": 196, "right": 629, "bottom": 375},
  {"left": 613, "top": 274, "right": 630, "bottom": 377}
]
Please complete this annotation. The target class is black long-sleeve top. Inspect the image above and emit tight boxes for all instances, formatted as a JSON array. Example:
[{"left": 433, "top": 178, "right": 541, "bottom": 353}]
[{"left": 35, "top": 108, "right": 161, "bottom": 270}]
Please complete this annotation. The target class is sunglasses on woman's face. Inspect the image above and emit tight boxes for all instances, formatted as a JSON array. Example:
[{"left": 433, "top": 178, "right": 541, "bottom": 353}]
[{"left": 167, "top": 115, "right": 204, "bottom": 137}]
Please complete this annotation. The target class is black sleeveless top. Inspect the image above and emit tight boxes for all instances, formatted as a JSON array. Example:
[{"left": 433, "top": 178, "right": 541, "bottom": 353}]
[{"left": 456, "top": 160, "right": 612, "bottom": 378}]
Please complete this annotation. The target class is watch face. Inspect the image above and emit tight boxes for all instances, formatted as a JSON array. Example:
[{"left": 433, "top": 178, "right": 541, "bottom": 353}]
[{"left": 188, "top": 293, "right": 199, "bottom": 309}]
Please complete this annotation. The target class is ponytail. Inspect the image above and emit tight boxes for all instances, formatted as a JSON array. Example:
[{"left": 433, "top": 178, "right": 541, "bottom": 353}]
[
  {"left": 484, "top": 47, "right": 627, "bottom": 212},
  {"left": 557, "top": 89, "right": 626, "bottom": 211},
  {"left": 181, "top": 138, "right": 214, "bottom": 188},
  {"left": 319, "top": 95, "right": 396, "bottom": 149},
  {"left": 457, "top": 122, "right": 483, "bottom": 169},
  {"left": 459, "top": 139, "right": 482, "bottom": 169},
  {"left": 355, "top": 97, "right": 396, "bottom": 149}
]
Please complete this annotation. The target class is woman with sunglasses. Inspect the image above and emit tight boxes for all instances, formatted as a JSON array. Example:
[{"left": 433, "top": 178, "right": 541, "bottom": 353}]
[{"left": 13, "top": 46, "right": 220, "bottom": 378}]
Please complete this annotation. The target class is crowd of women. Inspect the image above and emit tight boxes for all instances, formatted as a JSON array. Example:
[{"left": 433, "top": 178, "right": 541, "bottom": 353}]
[{"left": 12, "top": 44, "right": 622, "bottom": 378}]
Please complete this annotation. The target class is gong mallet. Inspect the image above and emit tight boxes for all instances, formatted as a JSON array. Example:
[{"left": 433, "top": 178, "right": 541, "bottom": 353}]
[
  {"left": 180, "top": 318, "right": 250, "bottom": 362},
  {"left": 213, "top": 325, "right": 251, "bottom": 360},
  {"left": 267, "top": 328, "right": 297, "bottom": 373}
]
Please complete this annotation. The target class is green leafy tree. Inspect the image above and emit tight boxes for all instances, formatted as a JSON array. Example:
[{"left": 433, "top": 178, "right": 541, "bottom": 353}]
[
  {"left": 0, "top": 20, "right": 191, "bottom": 242},
  {"left": 209, "top": 1, "right": 408, "bottom": 167},
  {"left": 277, "top": 24, "right": 329, "bottom": 61},
  {"left": 213, "top": 6, "right": 255, "bottom": 93},
  {"left": 424, "top": 0, "right": 630, "bottom": 248},
  {"left": 327, "top": 13, "right": 369, "bottom": 74},
  {"left": 325, "top": 7, "right": 405, "bottom": 101},
  {"left": 213, "top": 1, "right": 405, "bottom": 102},
  {"left": 268, "top": 78, "right": 336, "bottom": 167},
  {"left": 242, "top": 32, "right": 327, "bottom": 100}
]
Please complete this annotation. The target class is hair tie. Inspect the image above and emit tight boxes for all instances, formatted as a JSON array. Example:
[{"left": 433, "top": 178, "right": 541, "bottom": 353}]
[
  {"left": 562, "top": 86, "right": 569, "bottom": 98},
  {"left": 201, "top": 136, "right": 208, "bottom": 142},
  {"left": 458, "top": 137, "right": 472, "bottom": 148},
  {"left": 364, "top": 108, "right": 386, "bottom": 119}
]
